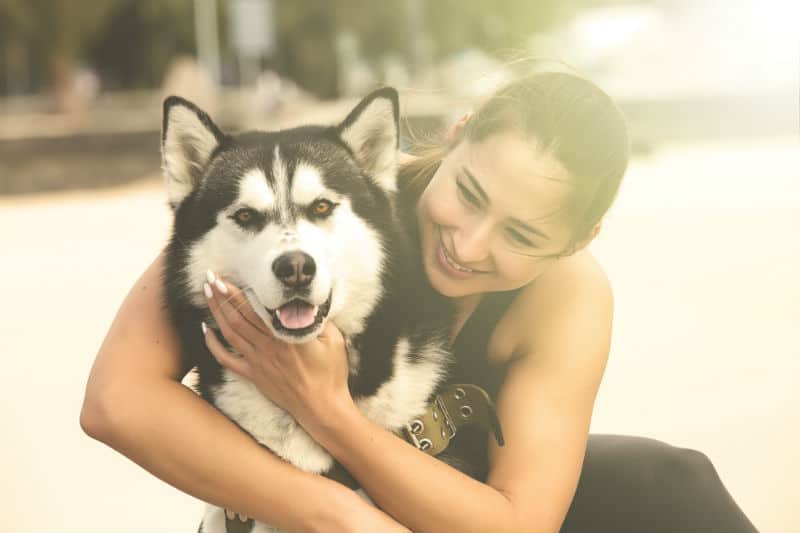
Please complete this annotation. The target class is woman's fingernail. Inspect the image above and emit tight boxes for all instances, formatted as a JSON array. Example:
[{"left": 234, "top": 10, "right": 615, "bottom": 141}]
[
  {"left": 201, "top": 321, "right": 208, "bottom": 335},
  {"left": 215, "top": 279, "right": 228, "bottom": 295},
  {"left": 206, "top": 270, "right": 216, "bottom": 284},
  {"left": 204, "top": 282, "right": 213, "bottom": 299}
]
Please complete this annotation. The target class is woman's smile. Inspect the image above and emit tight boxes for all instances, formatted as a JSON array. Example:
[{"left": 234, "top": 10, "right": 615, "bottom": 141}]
[{"left": 436, "top": 226, "right": 491, "bottom": 279}]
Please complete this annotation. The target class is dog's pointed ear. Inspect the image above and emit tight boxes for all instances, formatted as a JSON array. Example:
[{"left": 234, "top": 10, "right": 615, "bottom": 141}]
[
  {"left": 161, "top": 96, "right": 225, "bottom": 209},
  {"left": 336, "top": 87, "right": 400, "bottom": 192}
]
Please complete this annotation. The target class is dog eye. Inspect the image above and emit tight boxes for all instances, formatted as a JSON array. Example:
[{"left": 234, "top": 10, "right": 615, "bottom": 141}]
[
  {"left": 309, "top": 199, "right": 336, "bottom": 218},
  {"left": 233, "top": 208, "right": 257, "bottom": 225}
]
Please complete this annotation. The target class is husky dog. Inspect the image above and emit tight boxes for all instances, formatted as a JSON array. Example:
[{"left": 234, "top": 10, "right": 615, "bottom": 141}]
[{"left": 161, "top": 88, "right": 456, "bottom": 532}]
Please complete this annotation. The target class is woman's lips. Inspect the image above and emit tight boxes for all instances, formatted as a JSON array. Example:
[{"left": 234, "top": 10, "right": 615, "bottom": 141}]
[{"left": 436, "top": 233, "right": 485, "bottom": 279}]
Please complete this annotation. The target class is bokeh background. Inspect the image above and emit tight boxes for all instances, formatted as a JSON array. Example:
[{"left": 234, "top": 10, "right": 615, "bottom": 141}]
[{"left": 1, "top": 0, "right": 798, "bottom": 531}]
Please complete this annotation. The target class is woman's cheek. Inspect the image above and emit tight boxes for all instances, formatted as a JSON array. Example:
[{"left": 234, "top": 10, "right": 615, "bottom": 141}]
[
  {"left": 496, "top": 255, "right": 547, "bottom": 288},
  {"left": 426, "top": 184, "right": 460, "bottom": 228}
]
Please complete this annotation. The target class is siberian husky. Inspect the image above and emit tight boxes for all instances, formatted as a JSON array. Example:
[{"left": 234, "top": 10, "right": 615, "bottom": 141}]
[{"left": 161, "top": 88, "right": 458, "bottom": 532}]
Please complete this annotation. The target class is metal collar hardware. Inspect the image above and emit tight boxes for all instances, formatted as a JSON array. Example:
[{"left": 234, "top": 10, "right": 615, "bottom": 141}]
[{"left": 403, "top": 384, "right": 504, "bottom": 456}]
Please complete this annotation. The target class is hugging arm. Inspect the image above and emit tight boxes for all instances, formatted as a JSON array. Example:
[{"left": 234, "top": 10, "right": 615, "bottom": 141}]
[
  {"left": 296, "top": 255, "right": 614, "bottom": 533},
  {"left": 80, "top": 251, "right": 409, "bottom": 533}
]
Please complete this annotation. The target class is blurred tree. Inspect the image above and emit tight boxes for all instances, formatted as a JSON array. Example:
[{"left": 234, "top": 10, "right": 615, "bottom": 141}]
[
  {"left": 269, "top": 0, "right": 589, "bottom": 96},
  {"left": 0, "top": 0, "right": 123, "bottom": 108},
  {"left": 270, "top": 2, "right": 339, "bottom": 97},
  {"left": 330, "top": 0, "right": 573, "bottom": 64},
  {"left": 425, "top": 0, "right": 576, "bottom": 57},
  {"left": 0, "top": 0, "right": 616, "bottom": 100},
  {"left": 86, "top": 0, "right": 196, "bottom": 90}
]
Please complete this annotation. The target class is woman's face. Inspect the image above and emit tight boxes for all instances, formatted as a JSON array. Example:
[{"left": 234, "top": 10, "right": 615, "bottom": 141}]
[{"left": 416, "top": 133, "right": 577, "bottom": 299}]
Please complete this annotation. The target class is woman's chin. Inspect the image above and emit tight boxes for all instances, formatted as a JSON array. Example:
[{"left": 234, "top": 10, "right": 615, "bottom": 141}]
[{"left": 426, "top": 260, "right": 475, "bottom": 298}]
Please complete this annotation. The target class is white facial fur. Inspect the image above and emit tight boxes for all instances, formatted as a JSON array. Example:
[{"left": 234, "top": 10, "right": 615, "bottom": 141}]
[{"left": 185, "top": 150, "right": 385, "bottom": 343}]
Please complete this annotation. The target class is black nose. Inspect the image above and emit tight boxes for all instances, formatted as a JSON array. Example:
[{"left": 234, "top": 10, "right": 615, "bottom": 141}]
[{"left": 272, "top": 251, "right": 316, "bottom": 288}]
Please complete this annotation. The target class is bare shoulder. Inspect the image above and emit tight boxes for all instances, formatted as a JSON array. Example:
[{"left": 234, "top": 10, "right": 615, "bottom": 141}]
[
  {"left": 483, "top": 251, "right": 614, "bottom": 528},
  {"left": 489, "top": 250, "right": 613, "bottom": 364}
]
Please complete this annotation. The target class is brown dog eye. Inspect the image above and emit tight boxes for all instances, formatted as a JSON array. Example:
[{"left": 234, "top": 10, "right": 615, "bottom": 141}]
[
  {"left": 310, "top": 199, "right": 335, "bottom": 217},
  {"left": 235, "top": 209, "right": 254, "bottom": 224}
]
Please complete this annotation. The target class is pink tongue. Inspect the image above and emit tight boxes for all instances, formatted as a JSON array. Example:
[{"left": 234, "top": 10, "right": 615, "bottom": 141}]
[{"left": 276, "top": 301, "right": 316, "bottom": 329}]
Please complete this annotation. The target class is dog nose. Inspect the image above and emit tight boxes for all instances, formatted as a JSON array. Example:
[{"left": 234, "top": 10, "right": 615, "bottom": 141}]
[{"left": 272, "top": 251, "right": 316, "bottom": 288}]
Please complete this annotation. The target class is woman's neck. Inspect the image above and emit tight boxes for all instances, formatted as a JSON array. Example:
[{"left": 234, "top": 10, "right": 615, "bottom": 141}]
[{"left": 450, "top": 293, "right": 483, "bottom": 342}]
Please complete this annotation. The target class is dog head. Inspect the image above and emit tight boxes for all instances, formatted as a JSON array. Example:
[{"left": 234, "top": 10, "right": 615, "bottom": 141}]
[{"left": 162, "top": 88, "right": 401, "bottom": 343}]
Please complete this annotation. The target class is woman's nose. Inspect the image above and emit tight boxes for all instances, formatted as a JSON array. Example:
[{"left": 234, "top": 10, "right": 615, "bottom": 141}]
[{"left": 452, "top": 217, "right": 493, "bottom": 264}]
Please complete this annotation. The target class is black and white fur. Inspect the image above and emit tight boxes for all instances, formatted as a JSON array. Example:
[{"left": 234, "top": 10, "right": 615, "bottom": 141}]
[{"left": 161, "top": 89, "right": 457, "bottom": 532}]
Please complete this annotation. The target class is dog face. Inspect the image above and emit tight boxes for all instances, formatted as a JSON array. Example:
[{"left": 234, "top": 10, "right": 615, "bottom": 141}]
[{"left": 162, "top": 89, "right": 400, "bottom": 343}]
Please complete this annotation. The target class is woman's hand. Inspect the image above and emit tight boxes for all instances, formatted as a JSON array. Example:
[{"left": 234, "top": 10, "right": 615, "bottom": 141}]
[{"left": 202, "top": 271, "right": 354, "bottom": 429}]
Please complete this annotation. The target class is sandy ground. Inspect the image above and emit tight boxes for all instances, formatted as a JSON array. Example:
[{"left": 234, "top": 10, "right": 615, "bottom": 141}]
[{"left": 1, "top": 137, "right": 798, "bottom": 532}]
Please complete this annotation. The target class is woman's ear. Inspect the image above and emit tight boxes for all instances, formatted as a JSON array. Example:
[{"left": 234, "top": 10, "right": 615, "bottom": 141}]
[{"left": 445, "top": 112, "right": 472, "bottom": 143}]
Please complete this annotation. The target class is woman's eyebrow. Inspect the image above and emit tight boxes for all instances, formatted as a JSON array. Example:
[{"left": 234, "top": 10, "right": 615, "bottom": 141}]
[{"left": 462, "top": 166, "right": 550, "bottom": 241}]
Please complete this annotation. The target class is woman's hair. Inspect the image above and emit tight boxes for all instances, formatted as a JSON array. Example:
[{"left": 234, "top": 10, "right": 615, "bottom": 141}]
[{"left": 400, "top": 71, "right": 630, "bottom": 257}]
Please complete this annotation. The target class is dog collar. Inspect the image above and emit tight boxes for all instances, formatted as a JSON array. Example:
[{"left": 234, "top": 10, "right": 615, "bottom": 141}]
[
  {"left": 403, "top": 384, "right": 505, "bottom": 456},
  {"left": 323, "top": 384, "right": 504, "bottom": 490}
]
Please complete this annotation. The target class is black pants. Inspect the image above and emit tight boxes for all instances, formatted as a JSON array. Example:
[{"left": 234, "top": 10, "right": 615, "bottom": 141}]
[{"left": 560, "top": 435, "right": 759, "bottom": 533}]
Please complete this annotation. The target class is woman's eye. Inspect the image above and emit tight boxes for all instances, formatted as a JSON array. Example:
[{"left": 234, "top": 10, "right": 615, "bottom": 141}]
[
  {"left": 506, "top": 228, "right": 534, "bottom": 247},
  {"left": 309, "top": 199, "right": 336, "bottom": 218},
  {"left": 457, "top": 182, "right": 480, "bottom": 206}
]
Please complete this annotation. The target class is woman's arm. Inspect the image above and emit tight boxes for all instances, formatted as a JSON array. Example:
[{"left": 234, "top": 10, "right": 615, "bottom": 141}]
[
  {"left": 80, "top": 252, "right": 409, "bottom": 533},
  {"left": 304, "top": 253, "right": 614, "bottom": 533}
]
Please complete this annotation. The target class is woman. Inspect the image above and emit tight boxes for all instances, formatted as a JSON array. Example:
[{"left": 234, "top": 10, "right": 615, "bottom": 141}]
[{"left": 81, "top": 72, "right": 758, "bottom": 533}]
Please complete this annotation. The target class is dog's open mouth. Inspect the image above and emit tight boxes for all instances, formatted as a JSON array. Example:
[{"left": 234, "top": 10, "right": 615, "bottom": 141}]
[{"left": 267, "top": 292, "right": 332, "bottom": 336}]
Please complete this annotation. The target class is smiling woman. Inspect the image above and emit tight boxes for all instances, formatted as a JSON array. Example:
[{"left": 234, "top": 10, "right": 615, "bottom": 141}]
[{"left": 82, "top": 71, "right": 759, "bottom": 533}]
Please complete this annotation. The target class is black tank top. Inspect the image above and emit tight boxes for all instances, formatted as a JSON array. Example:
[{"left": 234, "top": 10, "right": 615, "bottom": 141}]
[{"left": 444, "top": 287, "right": 523, "bottom": 481}]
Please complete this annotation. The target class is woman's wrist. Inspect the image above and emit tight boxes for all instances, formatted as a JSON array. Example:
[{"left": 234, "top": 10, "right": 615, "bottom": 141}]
[
  {"left": 300, "top": 477, "right": 356, "bottom": 533},
  {"left": 303, "top": 391, "right": 361, "bottom": 443}
]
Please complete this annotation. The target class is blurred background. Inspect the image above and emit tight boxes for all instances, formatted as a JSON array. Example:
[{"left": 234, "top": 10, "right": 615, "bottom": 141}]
[{"left": 1, "top": 0, "right": 798, "bottom": 531}]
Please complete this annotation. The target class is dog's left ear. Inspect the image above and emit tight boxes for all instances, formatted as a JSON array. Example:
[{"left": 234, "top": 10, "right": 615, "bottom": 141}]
[
  {"left": 336, "top": 87, "right": 400, "bottom": 192},
  {"left": 161, "top": 96, "right": 226, "bottom": 209}
]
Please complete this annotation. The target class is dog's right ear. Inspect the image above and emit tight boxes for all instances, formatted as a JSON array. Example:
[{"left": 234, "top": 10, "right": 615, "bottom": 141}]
[
  {"left": 161, "top": 96, "right": 225, "bottom": 209},
  {"left": 336, "top": 87, "right": 400, "bottom": 192}
]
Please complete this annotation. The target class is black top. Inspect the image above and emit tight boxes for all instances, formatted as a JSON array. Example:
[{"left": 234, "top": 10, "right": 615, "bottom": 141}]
[{"left": 444, "top": 287, "right": 523, "bottom": 481}]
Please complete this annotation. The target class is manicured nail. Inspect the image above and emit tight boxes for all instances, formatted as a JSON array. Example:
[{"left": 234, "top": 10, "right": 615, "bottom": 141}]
[
  {"left": 206, "top": 270, "right": 216, "bottom": 284},
  {"left": 225, "top": 509, "right": 234, "bottom": 520},
  {"left": 203, "top": 282, "right": 213, "bottom": 299},
  {"left": 201, "top": 321, "right": 208, "bottom": 335},
  {"left": 215, "top": 279, "right": 228, "bottom": 295}
]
